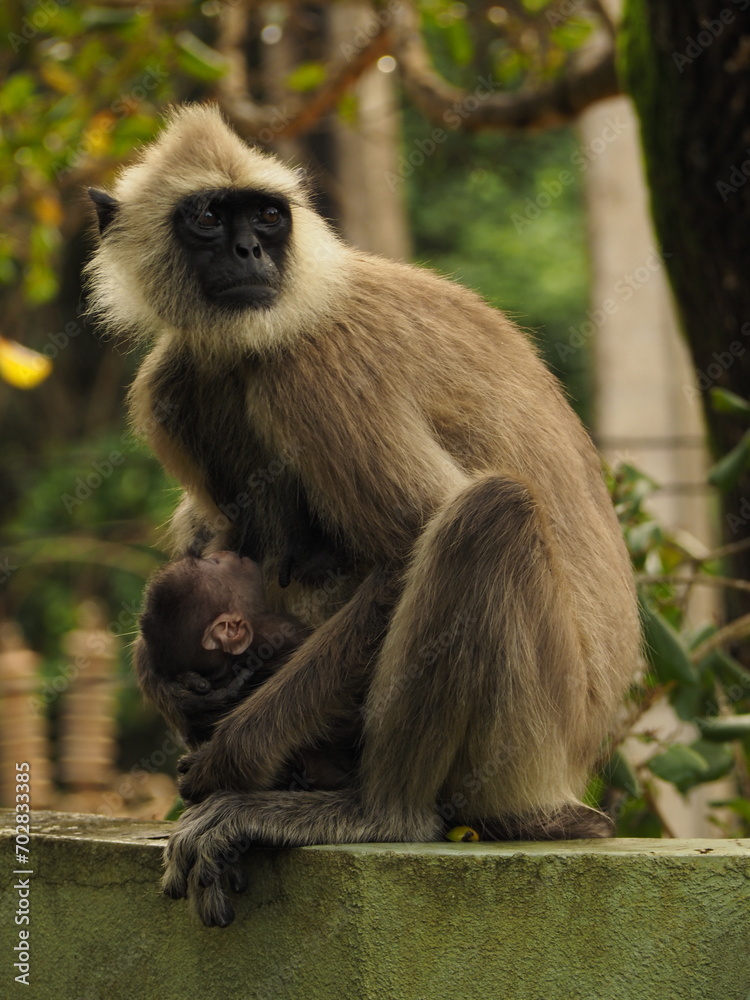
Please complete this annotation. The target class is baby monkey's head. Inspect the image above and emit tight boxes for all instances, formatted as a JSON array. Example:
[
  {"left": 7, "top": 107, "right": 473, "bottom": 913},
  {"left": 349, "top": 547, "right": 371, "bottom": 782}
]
[{"left": 135, "top": 551, "right": 272, "bottom": 745}]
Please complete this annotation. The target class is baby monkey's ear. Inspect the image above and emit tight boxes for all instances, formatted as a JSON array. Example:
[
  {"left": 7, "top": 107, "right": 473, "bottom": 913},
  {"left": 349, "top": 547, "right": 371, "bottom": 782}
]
[{"left": 201, "top": 614, "right": 254, "bottom": 655}]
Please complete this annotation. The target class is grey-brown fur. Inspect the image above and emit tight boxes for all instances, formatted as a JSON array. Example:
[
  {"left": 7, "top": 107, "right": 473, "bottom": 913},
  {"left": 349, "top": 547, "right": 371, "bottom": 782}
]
[
  {"left": 85, "top": 104, "right": 640, "bottom": 927},
  {"left": 134, "top": 555, "right": 360, "bottom": 789}
]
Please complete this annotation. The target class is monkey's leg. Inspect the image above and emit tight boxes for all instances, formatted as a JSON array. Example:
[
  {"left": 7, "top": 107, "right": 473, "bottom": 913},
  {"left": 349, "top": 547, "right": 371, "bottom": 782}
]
[
  {"left": 163, "top": 788, "right": 440, "bottom": 927},
  {"left": 359, "top": 474, "right": 597, "bottom": 836}
]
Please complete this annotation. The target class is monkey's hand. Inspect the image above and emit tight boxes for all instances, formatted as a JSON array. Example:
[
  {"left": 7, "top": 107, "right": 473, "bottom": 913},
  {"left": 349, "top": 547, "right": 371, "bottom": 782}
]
[
  {"left": 161, "top": 669, "right": 263, "bottom": 750},
  {"left": 180, "top": 565, "right": 400, "bottom": 802},
  {"left": 176, "top": 744, "right": 229, "bottom": 803},
  {"left": 176, "top": 735, "right": 271, "bottom": 803}
]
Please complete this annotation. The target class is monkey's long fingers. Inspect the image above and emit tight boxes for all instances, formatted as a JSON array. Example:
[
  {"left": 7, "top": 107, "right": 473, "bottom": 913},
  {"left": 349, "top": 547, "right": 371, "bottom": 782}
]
[
  {"left": 188, "top": 867, "right": 235, "bottom": 928},
  {"left": 176, "top": 750, "right": 198, "bottom": 775},
  {"left": 162, "top": 822, "right": 199, "bottom": 899},
  {"left": 162, "top": 795, "right": 229, "bottom": 897},
  {"left": 190, "top": 807, "right": 255, "bottom": 889}
]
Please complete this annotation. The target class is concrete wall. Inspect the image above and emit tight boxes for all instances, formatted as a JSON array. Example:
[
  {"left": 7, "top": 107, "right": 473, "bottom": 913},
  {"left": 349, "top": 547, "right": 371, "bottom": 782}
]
[{"left": 2, "top": 811, "right": 749, "bottom": 1000}]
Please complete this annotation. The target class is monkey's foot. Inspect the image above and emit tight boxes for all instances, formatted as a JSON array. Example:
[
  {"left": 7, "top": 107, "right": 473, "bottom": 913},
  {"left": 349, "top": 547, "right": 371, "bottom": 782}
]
[
  {"left": 479, "top": 802, "right": 615, "bottom": 841},
  {"left": 163, "top": 794, "right": 255, "bottom": 927},
  {"left": 162, "top": 789, "right": 396, "bottom": 927}
]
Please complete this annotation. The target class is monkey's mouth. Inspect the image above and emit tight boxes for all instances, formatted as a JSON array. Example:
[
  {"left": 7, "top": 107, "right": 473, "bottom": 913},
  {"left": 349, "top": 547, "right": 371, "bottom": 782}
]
[{"left": 214, "top": 284, "right": 279, "bottom": 310}]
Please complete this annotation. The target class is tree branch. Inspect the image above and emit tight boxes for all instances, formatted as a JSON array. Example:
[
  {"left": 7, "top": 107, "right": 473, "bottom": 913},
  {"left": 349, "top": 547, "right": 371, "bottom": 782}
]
[
  {"left": 393, "top": 1, "right": 620, "bottom": 132},
  {"left": 691, "top": 613, "right": 750, "bottom": 663},
  {"left": 215, "top": 0, "right": 393, "bottom": 141}
]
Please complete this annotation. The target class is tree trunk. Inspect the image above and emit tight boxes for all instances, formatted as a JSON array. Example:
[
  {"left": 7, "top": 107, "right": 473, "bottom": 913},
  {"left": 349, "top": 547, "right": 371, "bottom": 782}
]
[{"left": 622, "top": 1, "right": 750, "bottom": 602}]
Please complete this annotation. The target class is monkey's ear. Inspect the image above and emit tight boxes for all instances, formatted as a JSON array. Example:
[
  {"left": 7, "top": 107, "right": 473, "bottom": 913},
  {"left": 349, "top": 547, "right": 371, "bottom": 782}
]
[
  {"left": 202, "top": 615, "right": 254, "bottom": 656},
  {"left": 88, "top": 188, "right": 119, "bottom": 235}
]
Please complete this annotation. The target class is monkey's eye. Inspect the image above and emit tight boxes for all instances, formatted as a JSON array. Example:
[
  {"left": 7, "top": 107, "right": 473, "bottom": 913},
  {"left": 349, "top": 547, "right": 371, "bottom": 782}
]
[
  {"left": 194, "top": 205, "right": 221, "bottom": 229},
  {"left": 258, "top": 205, "right": 281, "bottom": 226}
]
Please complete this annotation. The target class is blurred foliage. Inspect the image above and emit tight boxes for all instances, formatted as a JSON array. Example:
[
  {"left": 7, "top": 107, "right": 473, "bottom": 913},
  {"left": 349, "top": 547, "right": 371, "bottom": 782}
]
[
  {"left": 404, "top": 119, "right": 591, "bottom": 418},
  {"left": 598, "top": 428, "right": 750, "bottom": 836},
  {"left": 420, "top": 0, "right": 596, "bottom": 89},
  {"left": 0, "top": 2, "right": 193, "bottom": 310},
  {"left": 404, "top": 0, "right": 602, "bottom": 415}
]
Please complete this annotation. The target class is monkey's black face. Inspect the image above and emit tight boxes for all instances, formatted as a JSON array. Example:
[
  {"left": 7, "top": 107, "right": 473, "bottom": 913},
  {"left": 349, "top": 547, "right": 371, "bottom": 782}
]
[{"left": 173, "top": 188, "right": 291, "bottom": 311}]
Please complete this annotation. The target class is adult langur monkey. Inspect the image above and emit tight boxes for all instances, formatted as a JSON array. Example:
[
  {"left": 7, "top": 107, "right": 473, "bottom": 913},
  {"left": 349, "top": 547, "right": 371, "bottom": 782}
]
[{"left": 86, "top": 104, "right": 640, "bottom": 927}]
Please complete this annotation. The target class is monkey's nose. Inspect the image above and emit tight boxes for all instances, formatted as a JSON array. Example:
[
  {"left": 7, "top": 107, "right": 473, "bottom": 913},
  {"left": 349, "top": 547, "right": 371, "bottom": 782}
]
[{"left": 234, "top": 242, "right": 262, "bottom": 260}]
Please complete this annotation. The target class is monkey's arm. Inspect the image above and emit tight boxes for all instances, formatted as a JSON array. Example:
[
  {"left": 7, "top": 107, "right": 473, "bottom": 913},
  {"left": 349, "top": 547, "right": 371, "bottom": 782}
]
[
  {"left": 137, "top": 610, "right": 312, "bottom": 749},
  {"left": 177, "top": 398, "right": 472, "bottom": 801},
  {"left": 177, "top": 562, "right": 401, "bottom": 801}
]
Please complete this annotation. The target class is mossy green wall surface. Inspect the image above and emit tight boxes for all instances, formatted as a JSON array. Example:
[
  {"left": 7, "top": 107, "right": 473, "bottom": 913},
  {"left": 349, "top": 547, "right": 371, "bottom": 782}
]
[{"left": 1, "top": 811, "right": 749, "bottom": 1000}]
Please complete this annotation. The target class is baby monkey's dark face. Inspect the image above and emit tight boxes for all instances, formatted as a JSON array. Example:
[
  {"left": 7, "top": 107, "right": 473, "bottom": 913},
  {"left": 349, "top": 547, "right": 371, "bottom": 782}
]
[
  {"left": 172, "top": 188, "right": 292, "bottom": 311},
  {"left": 138, "top": 551, "right": 309, "bottom": 747}
]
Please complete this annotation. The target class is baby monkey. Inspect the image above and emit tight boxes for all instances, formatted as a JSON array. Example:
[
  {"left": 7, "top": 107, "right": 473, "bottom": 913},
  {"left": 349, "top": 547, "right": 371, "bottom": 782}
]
[{"left": 135, "top": 551, "right": 358, "bottom": 791}]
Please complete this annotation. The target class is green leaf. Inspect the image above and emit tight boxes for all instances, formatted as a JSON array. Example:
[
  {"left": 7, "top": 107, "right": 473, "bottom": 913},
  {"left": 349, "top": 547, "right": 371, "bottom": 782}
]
[
  {"left": 444, "top": 19, "right": 473, "bottom": 67},
  {"left": 648, "top": 741, "right": 734, "bottom": 792},
  {"left": 82, "top": 6, "right": 139, "bottom": 27},
  {"left": 625, "top": 520, "right": 662, "bottom": 556},
  {"left": 707, "top": 431, "right": 750, "bottom": 490},
  {"left": 696, "top": 647, "right": 750, "bottom": 683},
  {"left": 176, "top": 31, "right": 228, "bottom": 83},
  {"left": 638, "top": 594, "right": 697, "bottom": 684},
  {"left": 696, "top": 714, "right": 750, "bottom": 742},
  {"left": 711, "top": 797, "right": 750, "bottom": 823},
  {"left": 286, "top": 62, "right": 326, "bottom": 93},
  {"left": 338, "top": 92, "right": 359, "bottom": 127},
  {"left": 670, "top": 680, "right": 704, "bottom": 723},
  {"left": 689, "top": 739, "right": 734, "bottom": 783},
  {"left": 550, "top": 18, "right": 594, "bottom": 52},
  {"left": 24, "top": 264, "right": 58, "bottom": 305},
  {"left": 647, "top": 744, "right": 710, "bottom": 792},
  {"left": 709, "top": 387, "right": 750, "bottom": 418},
  {"left": 686, "top": 622, "right": 717, "bottom": 651},
  {"left": 601, "top": 749, "right": 640, "bottom": 797},
  {"left": 164, "top": 795, "right": 185, "bottom": 821},
  {"left": 0, "top": 73, "right": 36, "bottom": 114}
]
